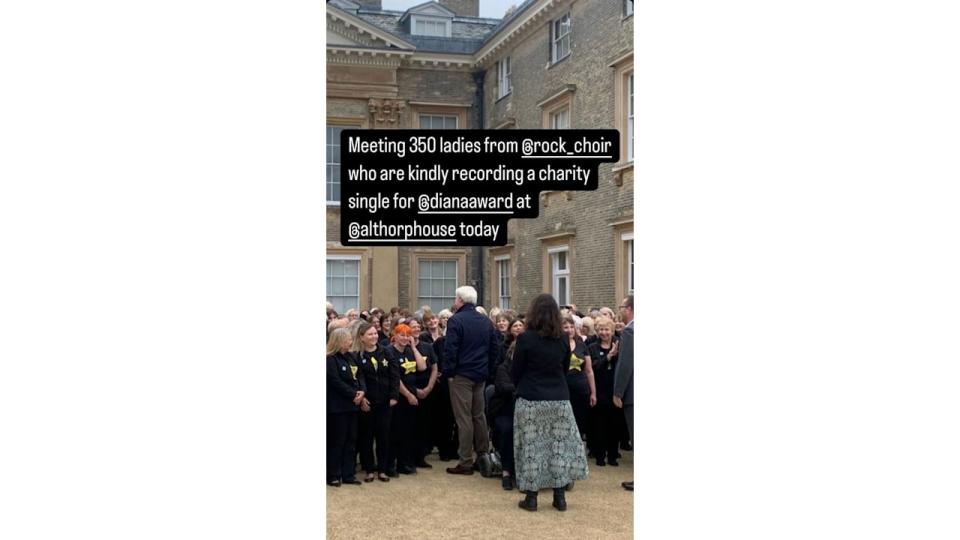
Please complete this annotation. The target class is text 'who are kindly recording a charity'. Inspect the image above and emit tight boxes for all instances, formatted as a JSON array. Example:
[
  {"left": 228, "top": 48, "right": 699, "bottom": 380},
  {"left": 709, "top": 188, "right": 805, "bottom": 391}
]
[{"left": 339, "top": 130, "right": 619, "bottom": 246}]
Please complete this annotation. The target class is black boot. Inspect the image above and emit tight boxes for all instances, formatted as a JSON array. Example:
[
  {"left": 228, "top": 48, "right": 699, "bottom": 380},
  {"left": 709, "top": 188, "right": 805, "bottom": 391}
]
[
  {"left": 552, "top": 488, "right": 567, "bottom": 511},
  {"left": 518, "top": 491, "right": 538, "bottom": 511}
]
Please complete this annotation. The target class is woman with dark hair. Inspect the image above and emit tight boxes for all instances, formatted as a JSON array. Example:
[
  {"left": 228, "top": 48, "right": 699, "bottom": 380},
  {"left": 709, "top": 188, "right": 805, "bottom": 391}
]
[
  {"left": 377, "top": 313, "right": 392, "bottom": 348},
  {"left": 511, "top": 294, "right": 588, "bottom": 512},
  {"left": 326, "top": 327, "right": 365, "bottom": 487},
  {"left": 354, "top": 322, "right": 399, "bottom": 482}
]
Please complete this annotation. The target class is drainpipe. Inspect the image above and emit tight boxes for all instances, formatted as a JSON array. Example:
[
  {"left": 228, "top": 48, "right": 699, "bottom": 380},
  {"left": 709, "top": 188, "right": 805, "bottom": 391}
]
[{"left": 471, "top": 69, "right": 486, "bottom": 305}]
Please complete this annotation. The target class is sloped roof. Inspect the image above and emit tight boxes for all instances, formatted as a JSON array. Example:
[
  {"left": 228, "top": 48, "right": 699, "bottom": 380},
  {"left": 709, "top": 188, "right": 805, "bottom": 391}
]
[
  {"left": 399, "top": 1, "right": 457, "bottom": 21},
  {"left": 328, "top": 1, "right": 501, "bottom": 55}
]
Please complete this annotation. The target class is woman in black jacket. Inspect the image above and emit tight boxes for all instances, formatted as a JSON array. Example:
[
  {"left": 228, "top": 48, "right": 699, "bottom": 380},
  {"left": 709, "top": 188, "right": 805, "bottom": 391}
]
[
  {"left": 587, "top": 316, "right": 622, "bottom": 466},
  {"left": 511, "top": 294, "right": 588, "bottom": 512},
  {"left": 383, "top": 323, "right": 426, "bottom": 476},
  {"left": 407, "top": 318, "right": 438, "bottom": 468},
  {"left": 354, "top": 322, "right": 399, "bottom": 482},
  {"left": 327, "top": 327, "right": 366, "bottom": 487},
  {"left": 490, "top": 353, "right": 517, "bottom": 490},
  {"left": 563, "top": 315, "right": 597, "bottom": 442}
]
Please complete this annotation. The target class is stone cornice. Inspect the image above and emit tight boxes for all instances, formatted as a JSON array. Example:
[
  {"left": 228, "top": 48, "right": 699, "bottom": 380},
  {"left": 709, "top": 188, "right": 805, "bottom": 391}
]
[
  {"left": 327, "top": 48, "right": 407, "bottom": 67},
  {"left": 327, "top": 4, "right": 417, "bottom": 50},
  {"left": 327, "top": 19, "right": 379, "bottom": 48},
  {"left": 474, "top": 0, "right": 571, "bottom": 67}
]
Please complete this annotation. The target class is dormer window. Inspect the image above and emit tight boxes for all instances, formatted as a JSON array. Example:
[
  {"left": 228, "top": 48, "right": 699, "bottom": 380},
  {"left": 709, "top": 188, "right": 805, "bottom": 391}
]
[
  {"left": 414, "top": 18, "right": 449, "bottom": 37},
  {"left": 402, "top": 2, "right": 455, "bottom": 38}
]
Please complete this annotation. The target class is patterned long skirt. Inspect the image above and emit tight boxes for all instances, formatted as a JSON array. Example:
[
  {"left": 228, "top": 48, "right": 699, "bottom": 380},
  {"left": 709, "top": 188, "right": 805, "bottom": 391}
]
[{"left": 513, "top": 397, "right": 589, "bottom": 492}]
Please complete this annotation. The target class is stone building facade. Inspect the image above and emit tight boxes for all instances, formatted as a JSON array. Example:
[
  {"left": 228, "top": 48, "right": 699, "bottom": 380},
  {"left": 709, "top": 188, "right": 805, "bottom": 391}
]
[{"left": 326, "top": 0, "right": 634, "bottom": 315}]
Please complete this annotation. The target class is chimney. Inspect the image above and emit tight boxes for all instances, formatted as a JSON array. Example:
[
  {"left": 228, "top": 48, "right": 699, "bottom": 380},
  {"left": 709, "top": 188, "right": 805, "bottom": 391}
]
[
  {"left": 438, "top": 0, "right": 479, "bottom": 17},
  {"left": 355, "top": 0, "right": 382, "bottom": 9}
]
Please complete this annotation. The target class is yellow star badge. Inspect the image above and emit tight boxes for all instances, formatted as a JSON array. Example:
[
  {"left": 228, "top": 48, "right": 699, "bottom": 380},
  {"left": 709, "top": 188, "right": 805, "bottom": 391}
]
[
  {"left": 569, "top": 353, "right": 584, "bottom": 372},
  {"left": 401, "top": 358, "right": 417, "bottom": 375}
]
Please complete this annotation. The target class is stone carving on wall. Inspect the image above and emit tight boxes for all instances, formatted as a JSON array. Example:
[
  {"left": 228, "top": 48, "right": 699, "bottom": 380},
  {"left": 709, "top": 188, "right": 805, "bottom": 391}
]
[{"left": 368, "top": 98, "right": 406, "bottom": 128}]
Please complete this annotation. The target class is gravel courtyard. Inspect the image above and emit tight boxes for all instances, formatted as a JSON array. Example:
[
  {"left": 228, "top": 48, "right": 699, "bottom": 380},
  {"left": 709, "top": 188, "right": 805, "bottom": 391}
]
[{"left": 326, "top": 450, "right": 634, "bottom": 539}]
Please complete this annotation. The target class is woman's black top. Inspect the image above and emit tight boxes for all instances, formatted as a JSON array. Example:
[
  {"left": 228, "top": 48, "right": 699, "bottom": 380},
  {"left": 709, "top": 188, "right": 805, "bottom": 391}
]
[
  {"left": 385, "top": 344, "right": 422, "bottom": 394},
  {"left": 327, "top": 351, "right": 366, "bottom": 414},
  {"left": 588, "top": 338, "right": 619, "bottom": 402},
  {"left": 489, "top": 357, "right": 516, "bottom": 419},
  {"left": 584, "top": 334, "right": 598, "bottom": 347},
  {"left": 432, "top": 336, "right": 446, "bottom": 376},
  {"left": 356, "top": 345, "right": 400, "bottom": 405},
  {"left": 413, "top": 341, "right": 436, "bottom": 389},
  {"left": 510, "top": 330, "right": 570, "bottom": 401},
  {"left": 565, "top": 339, "right": 590, "bottom": 395}
]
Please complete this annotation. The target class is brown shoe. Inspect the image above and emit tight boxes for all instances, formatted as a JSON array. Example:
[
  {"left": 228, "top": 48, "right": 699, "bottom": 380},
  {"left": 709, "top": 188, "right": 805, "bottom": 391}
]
[{"left": 445, "top": 464, "right": 475, "bottom": 475}]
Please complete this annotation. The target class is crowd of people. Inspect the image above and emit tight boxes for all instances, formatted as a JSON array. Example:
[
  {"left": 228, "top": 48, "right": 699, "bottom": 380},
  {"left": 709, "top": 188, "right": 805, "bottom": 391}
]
[{"left": 326, "top": 286, "right": 635, "bottom": 511}]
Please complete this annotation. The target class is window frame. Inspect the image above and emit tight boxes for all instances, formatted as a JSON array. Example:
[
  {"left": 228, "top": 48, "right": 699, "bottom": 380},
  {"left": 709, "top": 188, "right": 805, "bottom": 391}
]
[
  {"left": 326, "top": 254, "right": 362, "bottom": 313},
  {"left": 411, "top": 14, "right": 451, "bottom": 38},
  {"left": 551, "top": 13, "right": 572, "bottom": 64},
  {"left": 550, "top": 107, "right": 569, "bottom": 129},
  {"left": 416, "top": 259, "right": 459, "bottom": 313},
  {"left": 495, "top": 255, "right": 511, "bottom": 310},
  {"left": 547, "top": 245, "right": 571, "bottom": 307},
  {"left": 409, "top": 250, "right": 467, "bottom": 314},
  {"left": 612, "top": 222, "right": 634, "bottom": 303},
  {"left": 622, "top": 231, "right": 634, "bottom": 296},
  {"left": 497, "top": 57, "right": 512, "bottom": 100},
  {"left": 326, "top": 118, "right": 364, "bottom": 206},
  {"left": 611, "top": 54, "right": 634, "bottom": 179},
  {"left": 326, "top": 125, "right": 345, "bottom": 206},
  {"left": 410, "top": 104, "right": 467, "bottom": 130},
  {"left": 418, "top": 113, "right": 458, "bottom": 130},
  {"left": 627, "top": 72, "right": 634, "bottom": 162}
]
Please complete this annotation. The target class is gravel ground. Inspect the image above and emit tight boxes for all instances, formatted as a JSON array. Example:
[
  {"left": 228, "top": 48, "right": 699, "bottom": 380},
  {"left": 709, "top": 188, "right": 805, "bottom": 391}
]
[{"left": 326, "top": 450, "right": 634, "bottom": 539}]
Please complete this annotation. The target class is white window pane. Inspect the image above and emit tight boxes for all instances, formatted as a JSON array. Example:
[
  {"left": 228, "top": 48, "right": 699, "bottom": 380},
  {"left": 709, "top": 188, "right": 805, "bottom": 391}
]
[
  {"left": 330, "top": 278, "right": 343, "bottom": 295},
  {"left": 558, "top": 251, "right": 567, "bottom": 270},
  {"left": 345, "top": 278, "right": 358, "bottom": 295},
  {"left": 443, "top": 261, "right": 455, "bottom": 278},
  {"left": 419, "top": 278, "right": 430, "bottom": 294},
  {"left": 345, "top": 260, "right": 359, "bottom": 277},
  {"left": 445, "top": 116, "right": 456, "bottom": 129},
  {"left": 328, "top": 260, "right": 342, "bottom": 276},
  {"left": 419, "top": 260, "right": 430, "bottom": 278}
]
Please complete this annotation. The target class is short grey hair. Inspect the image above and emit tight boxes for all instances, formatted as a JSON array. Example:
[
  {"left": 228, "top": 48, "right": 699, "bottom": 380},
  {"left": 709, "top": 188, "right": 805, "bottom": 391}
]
[{"left": 455, "top": 285, "right": 477, "bottom": 305}]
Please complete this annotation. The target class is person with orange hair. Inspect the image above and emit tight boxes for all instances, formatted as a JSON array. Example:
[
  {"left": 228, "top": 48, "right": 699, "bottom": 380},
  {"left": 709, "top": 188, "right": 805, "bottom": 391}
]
[{"left": 383, "top": 323, "right": 426, "bottom": 476}]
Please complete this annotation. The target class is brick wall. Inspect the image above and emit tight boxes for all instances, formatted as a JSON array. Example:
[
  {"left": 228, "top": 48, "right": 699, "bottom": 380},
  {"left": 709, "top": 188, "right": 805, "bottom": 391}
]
[
  {"left": 482, "top": 0, "right": 634, "bottom": 312},
  {"left": 397, "top": 68, "right": 476, "bottom": 109}
]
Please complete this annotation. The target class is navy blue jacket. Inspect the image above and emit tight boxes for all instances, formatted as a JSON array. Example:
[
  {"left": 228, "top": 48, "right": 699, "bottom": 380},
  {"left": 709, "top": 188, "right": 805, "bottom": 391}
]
[{"left": 442, "top": 304, "right": 499, "bottom": 383}]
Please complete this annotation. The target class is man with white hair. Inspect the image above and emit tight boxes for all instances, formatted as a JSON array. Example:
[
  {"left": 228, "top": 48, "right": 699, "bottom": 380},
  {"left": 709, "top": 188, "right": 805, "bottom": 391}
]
[{"left": 443, "top": 285, "right": 499, "bottom": 475}]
